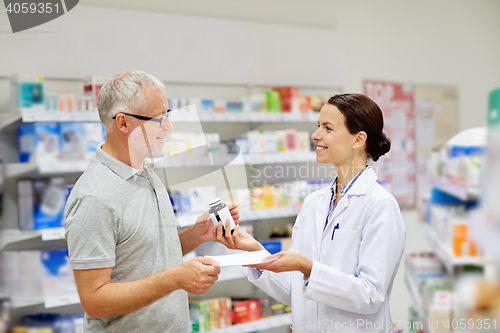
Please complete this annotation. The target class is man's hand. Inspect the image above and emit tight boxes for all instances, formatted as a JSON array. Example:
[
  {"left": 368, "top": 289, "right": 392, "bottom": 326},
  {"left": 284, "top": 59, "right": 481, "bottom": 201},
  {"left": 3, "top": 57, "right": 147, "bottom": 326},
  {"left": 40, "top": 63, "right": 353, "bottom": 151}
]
[
  {"left": 245, "top": 251, "right": 313, "bottom": 277},
  {"left": 193, "top": 203, "right": 240, "bottom": 244},
  {"left": 176, "top": 257, "right": 221, "bottom": 294},
  {"left": 214, "top": 221, "right": 264, "bottom": 252}
]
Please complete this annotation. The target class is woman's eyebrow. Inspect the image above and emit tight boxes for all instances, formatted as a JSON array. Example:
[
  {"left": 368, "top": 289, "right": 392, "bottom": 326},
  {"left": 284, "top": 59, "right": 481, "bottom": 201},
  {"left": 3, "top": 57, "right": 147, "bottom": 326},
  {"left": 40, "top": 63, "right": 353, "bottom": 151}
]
[{"left": 322, "top": 121, "right": 335, "bottom": 127}]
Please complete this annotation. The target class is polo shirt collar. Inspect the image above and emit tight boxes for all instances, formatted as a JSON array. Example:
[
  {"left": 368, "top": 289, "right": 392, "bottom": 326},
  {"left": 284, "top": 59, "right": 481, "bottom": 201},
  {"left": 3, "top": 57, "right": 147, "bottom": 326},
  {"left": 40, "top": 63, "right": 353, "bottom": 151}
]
[{"left": 95, "top": 143, "right": 145, "bottom": 181}]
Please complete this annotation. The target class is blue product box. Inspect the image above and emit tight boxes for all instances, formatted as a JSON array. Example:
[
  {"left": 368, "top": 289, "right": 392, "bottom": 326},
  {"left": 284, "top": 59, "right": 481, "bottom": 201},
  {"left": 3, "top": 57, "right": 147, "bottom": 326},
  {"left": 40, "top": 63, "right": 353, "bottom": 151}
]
[
  {"left": 171, "top": 189, "right": 191, "bottom": 216},
  {"left": 260, "top": 240, "right": 282, "bottom": 255},
  {"left": 33, "top": 177, "right": 67, "bottom": 229},
  {"left": 41, "top": 248, "right": 76, "bottom": 297},
  {"left": 83, "top": 123, "right": 105, "bottom": 160},
  {"left": 59, "top": 123, "right": 86, "bottom": 161},
  {"left": 200, "top": 99, "right": 215, "bottom": 113},
  {"left": 18, "top": 123, "right": 60, "bottom": 163}
]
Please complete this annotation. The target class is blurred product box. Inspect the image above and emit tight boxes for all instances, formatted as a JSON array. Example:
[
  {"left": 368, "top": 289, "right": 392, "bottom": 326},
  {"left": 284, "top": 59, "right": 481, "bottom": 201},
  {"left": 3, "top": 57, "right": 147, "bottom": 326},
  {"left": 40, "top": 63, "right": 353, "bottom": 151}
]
[
  {"left": 189, "top": 187, "right": 217, "bottom": 215},
  {"left": 18, "top": 123, "right": 60, "bottom": 164},
  {"left": 273, "top": 87, "right": 299, "bottom": 113},
  {"left": 265, "top": 91, "right": 281, "bottom": 112},
  {"left": 226, "top": 101, "right": 243, "bottom": 112},
  {"left": 299, "top": 96, "right": 312, "bottom": 113},
  {"left": 10, "top": 74, "right": 44, "bottom": 113},
  {"left": 59, "top": 123, "right": 86, "bottom": 161},
  {"left": 41, "top": 248, "right": 77, "bottom": 297},
  {"left": 189, "top": 297, "right": 232, "bottom": 332},
  {"left": 17, "top": 177, "right": 68, "bottom": 230},
  {"left": 232, "top": 299, "right": 261, "bottom": 324},
  {"left": 260, "top": 238, "right": 291, "bottom": 255},
  {"left": 12, "top": 313, "right": 83, "bottom": 333},
  {"left": 57, "top": 93, "right": 76, "bottom": 113},
  {"left": 1, "top": 249, "right": 77, "bottom": 301},
  {"left": 83, "top": 76, "right": 109, "bottom": 109}
]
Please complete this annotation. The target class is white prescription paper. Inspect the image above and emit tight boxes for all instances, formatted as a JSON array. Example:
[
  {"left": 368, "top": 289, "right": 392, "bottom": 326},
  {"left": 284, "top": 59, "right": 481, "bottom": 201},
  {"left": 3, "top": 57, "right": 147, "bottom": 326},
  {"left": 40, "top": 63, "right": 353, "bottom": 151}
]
[{"left": 205, "top": 250, "right": 272, "bottom": 267}]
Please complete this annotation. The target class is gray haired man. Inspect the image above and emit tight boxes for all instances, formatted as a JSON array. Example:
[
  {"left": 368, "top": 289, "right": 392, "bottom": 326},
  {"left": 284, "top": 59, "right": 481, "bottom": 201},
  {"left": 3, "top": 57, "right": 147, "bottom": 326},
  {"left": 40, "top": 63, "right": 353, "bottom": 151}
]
[{"left": 64, "top": 70, "right": 240, "bottom": 332}]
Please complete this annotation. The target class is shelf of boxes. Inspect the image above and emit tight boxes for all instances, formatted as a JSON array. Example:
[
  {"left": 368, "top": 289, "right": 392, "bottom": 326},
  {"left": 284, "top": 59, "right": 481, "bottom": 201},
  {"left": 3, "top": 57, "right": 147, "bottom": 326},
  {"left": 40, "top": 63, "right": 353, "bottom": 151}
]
[
  {"left": 417, "top": 223, "right": 483, "bottom": 273},
  {"left": 177, "top": 207, "right": 301, "bottom": 228},
  {"left": 2, "top": 206, "right": 301, "bottom": 251},
  {"left": 6, "top": 152, "right": 317, "bottom": 176},
  {"left": 19, "top": 111, "right": 319, "bottom": 124},
  {"left": 0, "top": 228, "right": 67, "bottom": 252},
  {"left": 10, "top": 293, "right": 80, "bottom": 309},
  {"left": 209, "top": 313, "right": 291, "bottom": 333},
  {"left": 430, "top": 177, "right": 479, "bottom": 202},
  {"left": 404, "top": 271, "right": 426, "bottom": 323}
]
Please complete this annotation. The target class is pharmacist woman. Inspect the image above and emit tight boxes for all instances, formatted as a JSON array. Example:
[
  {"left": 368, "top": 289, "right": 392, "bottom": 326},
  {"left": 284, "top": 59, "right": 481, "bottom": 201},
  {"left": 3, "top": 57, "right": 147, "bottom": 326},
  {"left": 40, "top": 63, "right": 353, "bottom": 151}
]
[{"left": 216, "top": 93, "right": 406, "bottom": 333}]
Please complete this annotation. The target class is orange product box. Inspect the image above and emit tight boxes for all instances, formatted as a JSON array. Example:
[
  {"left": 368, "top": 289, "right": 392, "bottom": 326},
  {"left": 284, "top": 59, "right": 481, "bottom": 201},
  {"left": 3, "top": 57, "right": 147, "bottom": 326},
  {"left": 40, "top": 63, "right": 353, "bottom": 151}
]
[
  {"left": 299, "top": 96, "right": 312, "bottom": 113},
  {"left": 453, "top": 223, "right": 478, "bottom": 257}
]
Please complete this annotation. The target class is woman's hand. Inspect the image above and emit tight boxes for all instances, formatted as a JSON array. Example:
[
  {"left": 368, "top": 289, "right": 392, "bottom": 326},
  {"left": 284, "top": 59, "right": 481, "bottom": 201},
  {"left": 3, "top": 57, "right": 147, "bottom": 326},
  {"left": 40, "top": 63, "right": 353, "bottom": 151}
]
[
  {"left": 194, "top": 203, "right": 240, "bottom": 244},
  {"left": 245, "top": 251, "right": 313, "bottom": 277},
  {"left": 214, "top": 221, "right": 264, "bottom": 252}
]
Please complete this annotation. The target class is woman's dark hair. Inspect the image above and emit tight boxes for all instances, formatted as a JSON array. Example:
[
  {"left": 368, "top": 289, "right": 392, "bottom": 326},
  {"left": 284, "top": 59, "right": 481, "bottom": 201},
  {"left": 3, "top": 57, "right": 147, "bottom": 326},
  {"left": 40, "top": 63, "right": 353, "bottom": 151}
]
[{"left": 328, "top": 93, "right": 391, "bottom": 162}]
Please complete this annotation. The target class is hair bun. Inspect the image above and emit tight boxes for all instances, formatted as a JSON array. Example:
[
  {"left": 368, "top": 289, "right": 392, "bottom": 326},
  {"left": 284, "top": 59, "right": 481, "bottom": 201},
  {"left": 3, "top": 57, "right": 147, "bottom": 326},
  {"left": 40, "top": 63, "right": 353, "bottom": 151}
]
[{"left": 369, "top": 132, "right": 391, "bottom": 162}]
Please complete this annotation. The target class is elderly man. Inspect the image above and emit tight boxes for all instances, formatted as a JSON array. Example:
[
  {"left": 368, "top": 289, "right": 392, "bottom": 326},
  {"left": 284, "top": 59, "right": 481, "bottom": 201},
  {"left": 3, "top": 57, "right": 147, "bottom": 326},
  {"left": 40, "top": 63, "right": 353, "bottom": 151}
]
[{"left": 64, "top": 70, "right": 239, "bottom": 332}]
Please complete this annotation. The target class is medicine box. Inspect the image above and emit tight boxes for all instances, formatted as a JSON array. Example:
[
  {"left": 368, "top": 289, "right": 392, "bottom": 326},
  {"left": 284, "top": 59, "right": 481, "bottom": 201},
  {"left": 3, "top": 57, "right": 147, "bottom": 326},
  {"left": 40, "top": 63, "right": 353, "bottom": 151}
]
[
  {"left": 59, "top": 123, "right": 86, "bottom": 161},
  {"left": 17, "top": 177, "right": 68, "bottom": 230},
  {"left": 41, "top": 248, "right": 77, "bottom": 297},
  {"left": 10, "top": 74, "right": 45, "bottom": 113},
  {"left": 83, "top": 76, "right": 109, "bottom": 109},
  {"left": 18, "top": 123, "right": 60, "bottom": 164}
]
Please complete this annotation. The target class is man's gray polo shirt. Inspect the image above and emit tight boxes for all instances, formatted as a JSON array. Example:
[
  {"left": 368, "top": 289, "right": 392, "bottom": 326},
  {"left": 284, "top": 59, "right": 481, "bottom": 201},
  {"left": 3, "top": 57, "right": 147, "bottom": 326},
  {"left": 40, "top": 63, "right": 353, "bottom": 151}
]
[{"left": 64, "top": 143, "right": 190, "bottom": 332}]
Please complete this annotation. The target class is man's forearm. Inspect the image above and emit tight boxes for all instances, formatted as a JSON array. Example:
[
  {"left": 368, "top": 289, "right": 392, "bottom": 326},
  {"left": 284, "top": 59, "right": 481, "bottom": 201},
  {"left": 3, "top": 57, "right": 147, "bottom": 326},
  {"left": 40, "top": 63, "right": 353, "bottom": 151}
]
[
  {"left": 82, "top": 267, "right": 180, "bottom": 318},
  {"left": 178, "top": 225, "right": 204, "bottom": 255}
]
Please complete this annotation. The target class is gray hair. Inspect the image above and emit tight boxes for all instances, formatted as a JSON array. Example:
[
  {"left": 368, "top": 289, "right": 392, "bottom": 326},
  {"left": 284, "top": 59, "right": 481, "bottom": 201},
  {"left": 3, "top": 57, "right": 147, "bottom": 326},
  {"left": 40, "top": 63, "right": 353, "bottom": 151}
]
[{"left": 97, "top": 70, "right": 165, "bottom": 128}]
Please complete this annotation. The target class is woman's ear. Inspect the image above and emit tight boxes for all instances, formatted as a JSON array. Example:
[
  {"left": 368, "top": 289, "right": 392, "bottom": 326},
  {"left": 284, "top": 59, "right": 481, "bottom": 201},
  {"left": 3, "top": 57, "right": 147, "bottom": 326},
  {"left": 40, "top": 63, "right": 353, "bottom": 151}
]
[{"left": 353, "top": 131, "right": 367, "bottom": 150}]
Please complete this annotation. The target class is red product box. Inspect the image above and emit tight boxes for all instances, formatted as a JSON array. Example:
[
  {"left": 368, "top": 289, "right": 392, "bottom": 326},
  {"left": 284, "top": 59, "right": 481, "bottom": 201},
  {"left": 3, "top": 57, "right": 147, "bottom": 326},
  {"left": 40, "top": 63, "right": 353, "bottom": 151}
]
[
  {"left": 84, "top": 76, "right": 109, "bottom": 109},
  {"left": 273, "top": 87, "right": 299, "bottom": 113},
  {"left": 232, "top": 299, "right": 261, "bottom": 324}
]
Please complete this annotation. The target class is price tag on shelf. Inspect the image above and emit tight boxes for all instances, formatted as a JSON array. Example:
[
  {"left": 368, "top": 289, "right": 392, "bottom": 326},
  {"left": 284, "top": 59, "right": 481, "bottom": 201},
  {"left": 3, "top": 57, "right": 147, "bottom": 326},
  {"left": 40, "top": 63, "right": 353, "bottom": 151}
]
[
  {"left": 44, "top": 293, "right": 80, "bottom": 308},
  {"left": 41, "top": 228, "right": 65, "bottom": 241}
]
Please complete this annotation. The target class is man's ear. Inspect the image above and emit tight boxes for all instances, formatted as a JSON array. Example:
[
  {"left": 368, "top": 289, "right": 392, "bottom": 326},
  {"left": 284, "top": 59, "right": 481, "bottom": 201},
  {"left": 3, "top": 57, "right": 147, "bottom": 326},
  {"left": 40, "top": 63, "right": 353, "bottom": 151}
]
[
  {"left": 353, "top": 131, "right": 367, "bottom": 150},
  {"left": 114, "top": 114, "right": 130, "bottom": 134}
]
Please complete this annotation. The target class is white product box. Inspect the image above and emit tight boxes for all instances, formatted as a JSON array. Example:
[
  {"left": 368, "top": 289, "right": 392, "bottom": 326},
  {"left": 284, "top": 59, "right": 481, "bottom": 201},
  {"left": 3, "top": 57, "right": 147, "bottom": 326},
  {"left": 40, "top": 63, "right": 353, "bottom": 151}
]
[{"left": 189, "top": 187, "right": 217, "bottom": 214}]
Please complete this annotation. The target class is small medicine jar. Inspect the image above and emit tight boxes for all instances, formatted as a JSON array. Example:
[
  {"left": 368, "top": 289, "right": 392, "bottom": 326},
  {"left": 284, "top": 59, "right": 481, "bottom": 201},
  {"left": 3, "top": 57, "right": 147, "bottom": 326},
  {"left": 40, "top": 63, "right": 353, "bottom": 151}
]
[{"left": 208, "top": 198, "right": 235, "bottom": 236}]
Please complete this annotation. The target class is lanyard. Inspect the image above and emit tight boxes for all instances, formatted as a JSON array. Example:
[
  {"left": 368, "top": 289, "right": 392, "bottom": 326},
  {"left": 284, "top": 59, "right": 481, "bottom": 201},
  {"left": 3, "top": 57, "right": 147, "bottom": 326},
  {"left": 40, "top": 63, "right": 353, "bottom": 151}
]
[{"left": 324, "top": 166, "right": 369, "bottom": 237}]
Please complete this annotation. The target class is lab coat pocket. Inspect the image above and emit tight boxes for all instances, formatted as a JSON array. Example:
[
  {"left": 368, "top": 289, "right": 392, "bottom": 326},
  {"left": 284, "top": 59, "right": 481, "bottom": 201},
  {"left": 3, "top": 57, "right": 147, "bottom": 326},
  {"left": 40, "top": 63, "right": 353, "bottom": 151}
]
[{"left": 321, "top": 229, "right": 361, "bottom": 275}]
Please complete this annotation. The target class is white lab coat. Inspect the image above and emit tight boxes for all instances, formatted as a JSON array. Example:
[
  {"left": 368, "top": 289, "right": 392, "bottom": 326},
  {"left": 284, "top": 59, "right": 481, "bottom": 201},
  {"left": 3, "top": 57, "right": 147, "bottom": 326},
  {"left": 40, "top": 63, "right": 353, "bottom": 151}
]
[{"left": 248, "top": 167, "right": 406, "bottom": 332}]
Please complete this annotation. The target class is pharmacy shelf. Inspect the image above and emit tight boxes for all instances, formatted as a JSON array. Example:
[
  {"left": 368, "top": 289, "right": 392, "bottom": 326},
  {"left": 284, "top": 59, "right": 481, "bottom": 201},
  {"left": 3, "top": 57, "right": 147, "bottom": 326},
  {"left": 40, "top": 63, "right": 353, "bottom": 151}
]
[
  {"left": 19, "top": 111, "right": 319, "bottom": 123},
  {"left": 177, "top": 207, "right": 301, "bottom": 227},
  {"left": 11, "top": 293, "right": 80, "bottom": 309},
  {"left": 0, "top": 228, "right": 67, "bottom": 252},
  {"left": 417, "top": 223, "right": 483, "bottom": 273},
  {"left": 156, "top": 152, "right": 316, "bottom": 169},
  {"left": 471, "top": 218, "right": 500, "bottom": 265},
  {"left": 170, "top": 112, "right": 318, "bottom": 123},
  {"left": 430, "top": 177, "right": 479, "bottom": 201},
  {"left": 404, "top": 271, "right": 426, "bottom": 321},
  {"left": 6, "top": 153, "right": 316, "bottom": 176},
  {"left": 21, "top": 111, "right": 100, "bottom": 123},
  {"left": 210, "top": 313, "right": 291, "bottom": 333}
]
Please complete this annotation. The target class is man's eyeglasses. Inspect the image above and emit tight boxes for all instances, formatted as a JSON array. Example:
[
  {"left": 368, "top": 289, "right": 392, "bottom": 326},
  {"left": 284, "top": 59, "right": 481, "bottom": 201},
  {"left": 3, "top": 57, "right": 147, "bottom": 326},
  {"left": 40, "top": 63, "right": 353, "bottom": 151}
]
[{"left": 112, "top": 110, "right": 171, "bottom": 127}]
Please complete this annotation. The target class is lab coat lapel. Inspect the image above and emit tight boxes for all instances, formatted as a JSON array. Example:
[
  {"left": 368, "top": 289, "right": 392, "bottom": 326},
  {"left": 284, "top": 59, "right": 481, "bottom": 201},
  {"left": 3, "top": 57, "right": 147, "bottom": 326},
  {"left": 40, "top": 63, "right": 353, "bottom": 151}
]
[
  {"left": 327, "top": 194, "right": 349, "bottom": 229},
  {"left": 315, "top": 189, "right": 334, "bottom": 247}
]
